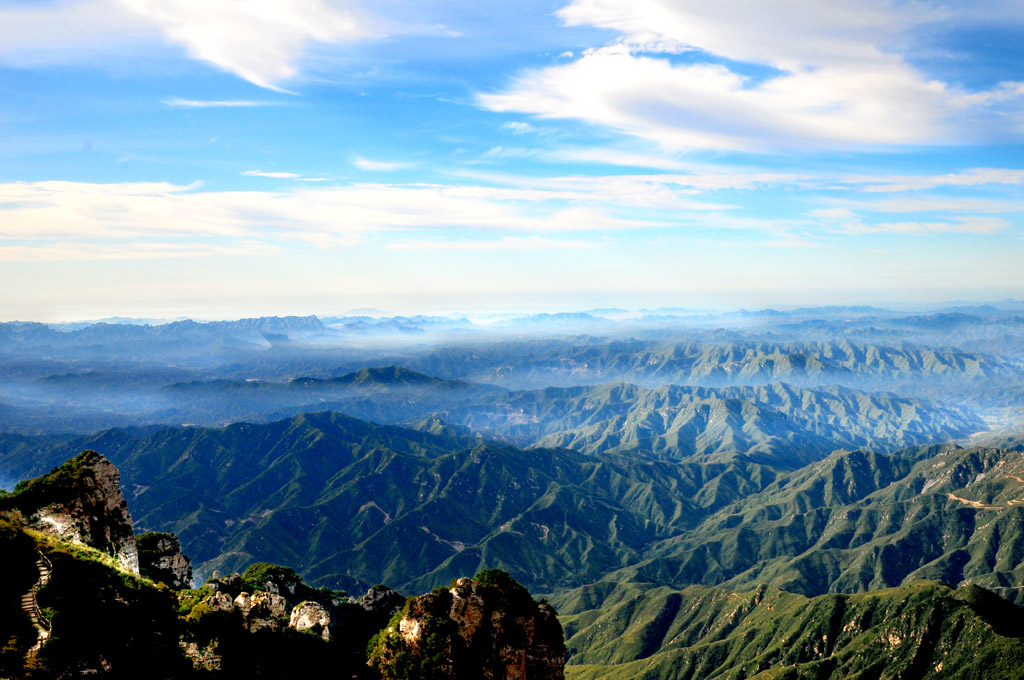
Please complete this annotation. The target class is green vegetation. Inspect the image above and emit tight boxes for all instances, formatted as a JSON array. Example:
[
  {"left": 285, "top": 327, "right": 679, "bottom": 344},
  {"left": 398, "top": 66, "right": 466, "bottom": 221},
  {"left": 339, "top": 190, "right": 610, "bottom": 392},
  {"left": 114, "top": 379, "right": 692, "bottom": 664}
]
[
  {"left": 0, "top": 450, "right": 105, "bottom": 512},
  {"left": 5, "top": 416, "right": 1022, "bottom": 603},
  {"left": 553, "top": 579, "right": 1024, "bottom": 680},
  {"left": 369, "top": 588, "right": 457, "bottom": 680},
  {"left": 368, "top": 570, "right": 563, "bottom": 680}
]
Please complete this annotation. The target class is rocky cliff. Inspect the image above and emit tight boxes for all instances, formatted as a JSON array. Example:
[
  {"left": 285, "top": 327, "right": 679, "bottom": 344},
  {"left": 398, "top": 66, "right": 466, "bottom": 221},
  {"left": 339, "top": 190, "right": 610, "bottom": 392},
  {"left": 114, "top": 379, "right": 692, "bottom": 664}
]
[
  {"left": 370, "top": 569, "right": 565, "bottom": 680},
  {"left": 0, "top": 450, "right": 139, "bottom": 574},
  {"left": 137, "top": 531, "right": 193, "bottom": 589},
  {"left": 0, "top": 453, "right": 566, "bottom": 679}
]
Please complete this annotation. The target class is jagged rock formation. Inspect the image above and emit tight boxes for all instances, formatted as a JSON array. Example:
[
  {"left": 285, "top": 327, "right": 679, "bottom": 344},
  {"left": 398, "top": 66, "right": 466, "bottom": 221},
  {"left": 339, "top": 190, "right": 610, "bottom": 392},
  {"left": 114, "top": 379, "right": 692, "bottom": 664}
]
[
  {"left": 290, "top": 601, "right": 332, "bottom": 641},
  {"left": 136, "top": 531, "right": 193, "bottom": 589},
  {"left": 0, "top": 450, "right": 139, "bottom": 574},
  {"left": 370, "top": 570, "right": 565, "bottom": 680}
]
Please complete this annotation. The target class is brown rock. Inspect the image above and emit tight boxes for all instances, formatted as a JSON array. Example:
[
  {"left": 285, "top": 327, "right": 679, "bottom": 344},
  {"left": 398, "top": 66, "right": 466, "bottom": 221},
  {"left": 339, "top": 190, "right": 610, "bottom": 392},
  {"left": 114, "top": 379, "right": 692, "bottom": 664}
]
[
  {"left": 18, "top": 452, "right": 140, "bottom": 574},
  {"left": 371, "top": 572, "right": 564, "bottom": 680},
  {"left": 289, "top": 601, "right": 332, "bottom": 642}
]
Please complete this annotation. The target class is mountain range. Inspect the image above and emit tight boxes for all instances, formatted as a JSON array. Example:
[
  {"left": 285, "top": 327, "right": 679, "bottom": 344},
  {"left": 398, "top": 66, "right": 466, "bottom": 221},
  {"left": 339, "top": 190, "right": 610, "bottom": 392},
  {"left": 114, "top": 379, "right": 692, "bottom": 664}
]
[{"left": 3, "top": 411, "right": 1022, "bottom": 605}]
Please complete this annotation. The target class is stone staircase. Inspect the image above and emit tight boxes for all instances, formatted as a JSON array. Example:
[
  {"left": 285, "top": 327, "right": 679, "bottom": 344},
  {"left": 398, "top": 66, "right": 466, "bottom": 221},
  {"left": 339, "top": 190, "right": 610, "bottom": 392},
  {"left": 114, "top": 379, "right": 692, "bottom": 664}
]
[{"left": 22, "top": 551, "right": 52, "bottom": 656}]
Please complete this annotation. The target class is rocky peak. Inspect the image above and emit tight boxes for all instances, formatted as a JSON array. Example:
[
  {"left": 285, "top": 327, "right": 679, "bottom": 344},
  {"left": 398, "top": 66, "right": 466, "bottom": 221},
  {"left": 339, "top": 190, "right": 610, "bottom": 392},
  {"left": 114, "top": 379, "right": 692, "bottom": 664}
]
[
  {"left": 370, "top": 569, "right": 565, "bottom": 680},
  {"left": 0, "top": 450, "right": 139, "bottom": 575}
]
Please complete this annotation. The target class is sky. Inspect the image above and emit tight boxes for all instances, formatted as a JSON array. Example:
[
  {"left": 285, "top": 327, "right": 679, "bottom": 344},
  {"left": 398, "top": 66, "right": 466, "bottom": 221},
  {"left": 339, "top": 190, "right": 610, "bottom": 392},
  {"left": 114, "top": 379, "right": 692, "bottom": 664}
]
[{"left": 1, "top": 0, "right": 1023, "bottom": 320}]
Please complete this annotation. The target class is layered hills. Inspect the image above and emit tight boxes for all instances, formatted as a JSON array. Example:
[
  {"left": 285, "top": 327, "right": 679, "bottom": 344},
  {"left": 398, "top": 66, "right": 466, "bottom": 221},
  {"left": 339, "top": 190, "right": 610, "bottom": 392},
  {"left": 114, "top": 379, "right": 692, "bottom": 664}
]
[
  {"left": 3, "top": 331, "right": 1022, "bottom": 435},
  {"left": 5, "top": 449, "right": 1024, "bottom": 680},
  {"left": 3, "top": 411, "right": 1022, "bottom": 604}
]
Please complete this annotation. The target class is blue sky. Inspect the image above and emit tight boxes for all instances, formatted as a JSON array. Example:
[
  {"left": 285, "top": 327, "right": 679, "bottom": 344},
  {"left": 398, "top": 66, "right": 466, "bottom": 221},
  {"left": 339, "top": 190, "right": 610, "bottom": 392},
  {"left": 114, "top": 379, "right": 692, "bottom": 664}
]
[{"left": 1, "top": 0, "right": 1023, "bottom": 320}]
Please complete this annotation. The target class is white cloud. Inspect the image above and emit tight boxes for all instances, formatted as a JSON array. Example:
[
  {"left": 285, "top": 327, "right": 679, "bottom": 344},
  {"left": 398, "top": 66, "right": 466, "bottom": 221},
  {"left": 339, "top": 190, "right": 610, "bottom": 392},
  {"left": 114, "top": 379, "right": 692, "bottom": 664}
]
[
  {"left": 0, "top": 180, "right": 663, "bottom": 261},
  {"left": 542, "top": 148, "right": 697, "bottom": 171},
  {"left": 556, "top": 0, "right": 930, "bottom": 70},
  {"left": 844, "top": 168, "right": 1024, "bottom": 192},
  {"left": 479, "top": 0, "right": 1024, "bottom": 150},
  {"left": 501, "top": 121, "right": 534, "bottom": 134},
  {"left": 352, "top": 158, "right": 410, "bottom": 171},
  {"left": 243, "top": 170, "right": 303, "bottom": 179},
  {"left": 453, "top": 168, "right": 797, "bottom": 207},
  {"left": 481, "top": 146, "right": 541, "bottom": 160},
  {"left": 164, "top": 98, "right": 278, "bottom": 108},
  {"left": 0, "top": 0, "right": 369, "bottom": 90},
  {"left": 848, "top": 217, "right": 1009, "bottom": 235},
  {"left": 116, "top": 0, "right": 366, "bottom": 90},
  {"left": 840, "top": 197, "right": 1024, "bottom": 214}
]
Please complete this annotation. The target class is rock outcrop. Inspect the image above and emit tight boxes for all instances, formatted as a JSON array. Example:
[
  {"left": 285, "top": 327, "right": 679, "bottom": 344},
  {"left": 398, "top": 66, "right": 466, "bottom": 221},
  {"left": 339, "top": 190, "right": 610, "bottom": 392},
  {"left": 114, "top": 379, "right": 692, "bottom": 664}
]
[
  {"left": 0, "top": 450, "right": 139, "bottom": 574},
  {"left": 289, "top": 601, "right": 331, "bottom": 641},
  {"left": 370, "top": 570, "right": 565, "bottom": 680},
  {"left": 137, "top": 531, "right": 193, "bottom": 589}
]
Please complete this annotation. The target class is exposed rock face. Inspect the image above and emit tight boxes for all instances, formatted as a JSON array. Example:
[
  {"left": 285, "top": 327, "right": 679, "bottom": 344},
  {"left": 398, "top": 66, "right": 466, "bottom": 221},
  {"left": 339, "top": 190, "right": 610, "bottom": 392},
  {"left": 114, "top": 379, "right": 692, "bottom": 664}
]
[
  {"left": 247, "top": 591, "right": 288, "bottom": 632},
  {"left": 2, "top": 451, "right": 139, "bottom": 575},
  {"left": 361, "top": 584, "right": 406, "bottom": 618},
  {"left": 137, "top": 531, "right": 193, "bottom": 589},
  {"left": 371, "top": 571, "right": 565, "bottom": 680},
  {"left": 290, "top": 601, "right": 331, "bottom": 641},
  {"left": 208, "top": 572, "right": 243, "bottom": 595},
  {"left": 232, "top": 592, "right": 252, "bottom": 616},
  {"left": 202, "top": 591, "right": 235, "bottom": 613}
]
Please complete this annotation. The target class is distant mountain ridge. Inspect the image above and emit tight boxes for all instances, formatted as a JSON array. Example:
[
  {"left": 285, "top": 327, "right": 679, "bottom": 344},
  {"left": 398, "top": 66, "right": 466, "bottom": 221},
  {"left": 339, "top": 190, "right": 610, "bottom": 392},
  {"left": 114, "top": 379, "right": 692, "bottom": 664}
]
[{"left": 439, "top": 381, "right": 983, "bottom": 466}]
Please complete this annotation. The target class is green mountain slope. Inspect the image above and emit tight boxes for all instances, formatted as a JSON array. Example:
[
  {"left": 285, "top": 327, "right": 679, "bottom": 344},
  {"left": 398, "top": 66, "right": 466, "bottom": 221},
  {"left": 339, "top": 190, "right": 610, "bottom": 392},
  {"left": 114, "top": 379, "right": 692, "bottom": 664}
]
[
  {"left": 612, "top": 443, "right": 1024, "bottom": 605},
  {"left": 551, "top": 579, "right": 1024, "bottom": 680},
  {"left": 5, "top": 413, "right": 1024, "bottom": 610},
  {"left": 0, "top": 414, "right": 790, "bottom": 593}
]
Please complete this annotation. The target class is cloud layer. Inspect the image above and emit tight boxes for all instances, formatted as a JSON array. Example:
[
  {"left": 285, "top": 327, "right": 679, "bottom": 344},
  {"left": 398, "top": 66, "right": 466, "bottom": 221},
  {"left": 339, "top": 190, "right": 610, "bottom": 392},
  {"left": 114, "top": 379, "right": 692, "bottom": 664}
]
[{"left": 480, "top": 0, "right": 1024, "bottom": 150}]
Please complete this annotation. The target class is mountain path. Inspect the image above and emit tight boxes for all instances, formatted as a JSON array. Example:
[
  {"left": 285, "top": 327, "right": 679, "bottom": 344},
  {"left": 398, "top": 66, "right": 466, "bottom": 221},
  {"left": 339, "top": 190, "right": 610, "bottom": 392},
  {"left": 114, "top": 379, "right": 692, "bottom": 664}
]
[{"left": 22, "top": 551, "right": 52, "bottom": 656}]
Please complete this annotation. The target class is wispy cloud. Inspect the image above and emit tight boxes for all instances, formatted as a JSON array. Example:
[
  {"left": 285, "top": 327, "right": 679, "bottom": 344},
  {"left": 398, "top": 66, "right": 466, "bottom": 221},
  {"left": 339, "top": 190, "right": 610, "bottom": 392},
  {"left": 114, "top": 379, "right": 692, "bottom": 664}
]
[
  {"left": 844, "top": 168, "right": 1024, "bottom": 193},
  {"left": 0, "top": 180, "right": 666, "bottom": 262},
  {"left": 838, "top": 197, "right": 1024, "bottom": 214},
  {"left": 243, "top": 170, "right": 302, "bottom": 179},
  {"left": 501, "top": 121, "right": 534, "bottom": 134},
  {"left": 119, "top": 0, "right": 367, "bottom": 90},
  {"left": 353, "top": 158, "right": 410, "bottom": 171},
  {"left": 846, "top": 217, "right": 1010, "bottom": 235},
  {"left": 164, "top": 97, "right": 279, "bottom": 108}
]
